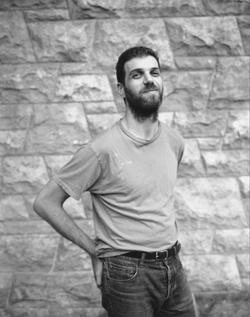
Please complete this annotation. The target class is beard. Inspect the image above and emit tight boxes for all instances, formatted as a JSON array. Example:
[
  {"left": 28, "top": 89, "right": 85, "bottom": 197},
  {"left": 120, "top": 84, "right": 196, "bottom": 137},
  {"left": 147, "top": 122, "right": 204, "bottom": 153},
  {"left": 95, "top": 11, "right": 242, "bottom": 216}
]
[{"left": 124, "top": 83, "right": 163, "bottom": 122}]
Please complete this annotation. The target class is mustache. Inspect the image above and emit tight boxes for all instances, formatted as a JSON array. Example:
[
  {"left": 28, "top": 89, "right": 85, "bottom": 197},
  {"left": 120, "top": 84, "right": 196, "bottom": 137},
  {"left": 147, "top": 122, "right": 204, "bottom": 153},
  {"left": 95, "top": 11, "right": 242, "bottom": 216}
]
[{"left": 141, "top": 83, "right": 159, "bottom": 93}]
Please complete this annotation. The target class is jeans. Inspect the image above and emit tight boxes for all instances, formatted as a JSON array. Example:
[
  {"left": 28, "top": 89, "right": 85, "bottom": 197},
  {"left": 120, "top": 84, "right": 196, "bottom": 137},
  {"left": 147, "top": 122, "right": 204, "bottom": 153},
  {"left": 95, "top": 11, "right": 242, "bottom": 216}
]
[{"left": 101, "top": 252, "right": 198, "bottom": 317}]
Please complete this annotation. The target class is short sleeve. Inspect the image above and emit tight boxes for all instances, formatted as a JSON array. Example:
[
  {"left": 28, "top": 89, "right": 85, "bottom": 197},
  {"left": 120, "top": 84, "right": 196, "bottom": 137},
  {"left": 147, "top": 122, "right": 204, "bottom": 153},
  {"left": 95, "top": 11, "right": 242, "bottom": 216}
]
[{"left": 53, "top": 144, "right": 101, "bottom": 200}]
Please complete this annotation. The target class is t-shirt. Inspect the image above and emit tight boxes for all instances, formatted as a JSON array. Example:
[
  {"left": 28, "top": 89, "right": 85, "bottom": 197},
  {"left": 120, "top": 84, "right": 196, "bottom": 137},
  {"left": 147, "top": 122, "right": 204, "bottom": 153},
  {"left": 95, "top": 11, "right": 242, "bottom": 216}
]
[{"left": 53, "top": 120, "right": 184, "bottom": 257}]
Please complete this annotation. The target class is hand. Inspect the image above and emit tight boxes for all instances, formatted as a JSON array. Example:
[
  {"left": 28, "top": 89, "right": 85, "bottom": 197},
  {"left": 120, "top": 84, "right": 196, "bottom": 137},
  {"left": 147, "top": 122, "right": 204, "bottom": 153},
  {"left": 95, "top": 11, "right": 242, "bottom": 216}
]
[{"left": 91, "top": 255, "right": 103, "bottom": 288}]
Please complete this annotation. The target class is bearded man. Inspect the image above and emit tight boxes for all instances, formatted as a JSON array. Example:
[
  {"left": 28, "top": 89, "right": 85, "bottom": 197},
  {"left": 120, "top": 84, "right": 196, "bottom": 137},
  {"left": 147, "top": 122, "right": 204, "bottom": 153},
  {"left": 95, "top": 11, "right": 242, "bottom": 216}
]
[{"left": 33, "top": 46, "right": 198, "bottom": 317}]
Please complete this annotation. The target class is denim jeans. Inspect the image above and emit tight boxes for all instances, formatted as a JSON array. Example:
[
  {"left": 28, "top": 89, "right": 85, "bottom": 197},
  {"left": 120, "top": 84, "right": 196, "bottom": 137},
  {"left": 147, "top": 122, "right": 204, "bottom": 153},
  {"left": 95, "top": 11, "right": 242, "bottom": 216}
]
[{"left": 101, "top": 252, "right": 198, "bottom": 317}]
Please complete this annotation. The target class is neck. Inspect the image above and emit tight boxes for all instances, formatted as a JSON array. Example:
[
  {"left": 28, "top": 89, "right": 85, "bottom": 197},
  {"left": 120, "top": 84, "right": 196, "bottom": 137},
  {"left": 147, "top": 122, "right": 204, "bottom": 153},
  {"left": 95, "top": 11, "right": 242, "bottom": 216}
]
[{"left": 122, "top": 109, "right": 159, "bottom": 140}]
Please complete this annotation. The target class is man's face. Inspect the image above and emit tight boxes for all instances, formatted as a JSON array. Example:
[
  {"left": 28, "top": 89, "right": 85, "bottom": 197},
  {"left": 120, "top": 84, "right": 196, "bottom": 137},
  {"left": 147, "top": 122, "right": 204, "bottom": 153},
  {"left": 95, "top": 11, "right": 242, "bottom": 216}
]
[{"left": 120, "top": 55, "right": 163, "bottom": 121}]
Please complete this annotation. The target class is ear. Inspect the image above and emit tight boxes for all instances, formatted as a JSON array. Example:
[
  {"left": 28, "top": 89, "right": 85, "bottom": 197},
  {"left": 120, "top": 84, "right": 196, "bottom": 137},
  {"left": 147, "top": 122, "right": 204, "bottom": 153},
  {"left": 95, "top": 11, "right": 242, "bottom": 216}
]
[{"left": 117, "top": 82, "right": 125, "bottom": 98}]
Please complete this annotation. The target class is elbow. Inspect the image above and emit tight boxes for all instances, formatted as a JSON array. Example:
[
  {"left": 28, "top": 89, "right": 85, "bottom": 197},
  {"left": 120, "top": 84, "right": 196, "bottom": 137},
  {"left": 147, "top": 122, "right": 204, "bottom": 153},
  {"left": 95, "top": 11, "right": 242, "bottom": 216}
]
[{"left": 33, "top": 190, "right": 48, "bottom": 219}]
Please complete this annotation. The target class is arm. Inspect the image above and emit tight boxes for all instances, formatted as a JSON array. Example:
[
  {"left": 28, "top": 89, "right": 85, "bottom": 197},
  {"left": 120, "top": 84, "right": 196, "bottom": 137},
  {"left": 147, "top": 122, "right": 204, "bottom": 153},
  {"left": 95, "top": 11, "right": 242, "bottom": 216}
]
[{"left": 33, "top": 179, "right": 102, "bottom": 286}]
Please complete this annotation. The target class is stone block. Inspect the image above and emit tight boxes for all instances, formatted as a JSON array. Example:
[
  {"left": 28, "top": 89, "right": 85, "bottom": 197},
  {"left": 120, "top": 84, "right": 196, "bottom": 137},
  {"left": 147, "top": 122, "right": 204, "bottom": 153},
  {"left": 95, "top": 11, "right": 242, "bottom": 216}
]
[
  {"left": 197, "top": 138, "right": 222, "bottom": 150},
  {"left": 0, "top": 0, "right": 67, "bottom": 10},
  {"left": 55, "top": 75, "right": 113, "bottom": 102},
  {"left": 182, "top": 255, "right": 242, "bottom": 292},
  {"left": 213, "top": 229, "right": 249, "bottom": 253},
  {"left": 0, "top": 131, "right": 26, "bottom": 155},
  {"left": 196, "top": 292, "right": 250, "bottom": 317},
  {"left": 179, "top": 230, "right": 213, "bottom": 254},
  {"left": 28, "top": 21, "right": 95, "bottom": 62},
  {"left": 173, "top": 111, "right": 227, "bottom": 137},
  {"left": 0, "top": 273, "right": 12, "bottom": 308},
  {"left": 236, "top": 254, "right": 250, "bottom": 279},
  {"left": 0, "top": 64, "right": 59, "bottom": 104},
  {"left": 0, "top": 195, "right": 30, "bottom": 220},
  {"left": 0, "top": 234, "right": 58, "bottom": 272},
  {"left": 178, "top": 138, "right": 205, "bottom": 177},
  {"left": 125, "top": 0, "right": 205, "bottom": 17},
  {"left": 175, "top": 177, "right": 247, "bottom": 230},
  {"left": 24, "top": 9, "right": 69, "bottom": 21},
  {"left": 208, "top": 100, "right": 250, "bottom": 110},
  {"left": 162, "top": 71, "right": 213, "bottom": 111},
  {"left": 87, "top": 113, "right": 121, "bottom": 136},
  {"left": 54, "top": 239, "right": 92, "bottom": 272},
  {"left": 0, "top": 104, "right": 33, "bottom": 130},
  {"left": 93, "top": 19, "right": 175, "bottom": 70},
  {"left": 175, "top": 57, "right": 216, "bottom": 70},
  {"left": 201, "top": 150, "right": 249, "bottom": 176},
  {"left": 165, "top": 17, "right": 244, "bottom": 56},
  {"left": 84, "top": 101, "right": 118, "bottom": 115},
  {"left": 238, "top": 176, "right": 250, "bottom": 198},
  {"left": 68, "top": 0, "right": 126, "bottom": 19},
  {"left": 26, "top": 103, "right": 90, "bottom": 154},
  {"left": 223, "top": 110, "right": 250, "bottom": 149},
  {"left": 201, "top": 0, "right": 250, "bottom": 15},
  {"left": 0, "top": 220, "right": 59, "bottom": 235},
  {"left": 9, "top": 273, "right": 100, "bottom": 309},
  {"left": 237, "top": 16, "right": 250, "bottom": 55},
  {"left": 210, "top": 57, "right": 250, "bottom": 101},
  {"left": 2, "top": 156, "right": 49, "bottom": 194},
  {"left": 0, "top": 12, "right": 35, "bottom": 63}
]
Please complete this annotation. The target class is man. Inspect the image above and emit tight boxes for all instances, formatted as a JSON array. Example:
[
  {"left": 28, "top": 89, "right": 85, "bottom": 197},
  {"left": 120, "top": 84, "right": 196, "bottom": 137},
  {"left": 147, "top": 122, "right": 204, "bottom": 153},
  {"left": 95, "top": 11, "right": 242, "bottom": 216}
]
[{"left": 34, "top": 46, "right": 198, "bottom": 317}]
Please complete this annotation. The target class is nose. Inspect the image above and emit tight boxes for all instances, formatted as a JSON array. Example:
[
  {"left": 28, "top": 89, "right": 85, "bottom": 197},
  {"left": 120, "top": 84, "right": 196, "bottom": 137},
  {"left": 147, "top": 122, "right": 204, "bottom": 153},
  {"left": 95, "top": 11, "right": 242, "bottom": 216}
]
[{"left": 143, "top": 72, "right": 153, "bottom": 84}]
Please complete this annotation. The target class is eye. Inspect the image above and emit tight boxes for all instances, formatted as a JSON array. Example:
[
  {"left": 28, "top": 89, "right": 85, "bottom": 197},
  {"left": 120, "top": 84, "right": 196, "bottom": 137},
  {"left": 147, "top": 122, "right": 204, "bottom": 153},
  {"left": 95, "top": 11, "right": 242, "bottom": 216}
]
[
  {"left": 151, "top": 69, "right": 160, "bottom": 77},
  {"left": 131, "top": 72, "right": 142, "bottom": 79}
]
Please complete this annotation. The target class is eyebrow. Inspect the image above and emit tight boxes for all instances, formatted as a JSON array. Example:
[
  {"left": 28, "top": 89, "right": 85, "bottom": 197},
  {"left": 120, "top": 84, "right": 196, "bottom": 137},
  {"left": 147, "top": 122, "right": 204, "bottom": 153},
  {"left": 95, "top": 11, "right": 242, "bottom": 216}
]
[{"left": 129, "top": 67, "right": 160, "bottom": 76}]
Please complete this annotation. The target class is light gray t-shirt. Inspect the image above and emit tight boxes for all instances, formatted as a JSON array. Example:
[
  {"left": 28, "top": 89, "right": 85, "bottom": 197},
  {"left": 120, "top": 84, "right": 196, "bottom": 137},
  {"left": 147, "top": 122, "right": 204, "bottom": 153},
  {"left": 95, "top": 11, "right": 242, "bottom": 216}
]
[{"left": 53, "top": 120, "right": 184, "bottom": 257}]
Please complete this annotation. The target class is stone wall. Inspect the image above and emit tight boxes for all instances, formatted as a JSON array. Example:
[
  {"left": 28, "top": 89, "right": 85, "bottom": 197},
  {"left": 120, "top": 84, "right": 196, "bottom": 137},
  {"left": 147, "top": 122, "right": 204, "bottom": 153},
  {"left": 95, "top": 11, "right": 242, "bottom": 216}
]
[{"left": 0, "top": 1, "right": 249, "bottom": 316}]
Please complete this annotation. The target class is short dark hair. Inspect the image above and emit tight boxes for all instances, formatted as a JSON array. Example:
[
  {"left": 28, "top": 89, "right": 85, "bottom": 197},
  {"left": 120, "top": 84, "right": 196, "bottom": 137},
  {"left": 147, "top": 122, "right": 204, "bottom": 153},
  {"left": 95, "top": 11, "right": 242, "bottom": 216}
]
[{"left": 116, "top": 46, "right": 160, "bottom": 84}]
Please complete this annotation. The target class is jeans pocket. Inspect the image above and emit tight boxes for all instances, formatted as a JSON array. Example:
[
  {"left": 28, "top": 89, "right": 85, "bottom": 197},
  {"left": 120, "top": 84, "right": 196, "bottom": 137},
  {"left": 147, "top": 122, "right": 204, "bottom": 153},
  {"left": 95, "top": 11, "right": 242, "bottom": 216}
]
[{"left": 106, "top": 259, "right": 138, "bottom": 282}]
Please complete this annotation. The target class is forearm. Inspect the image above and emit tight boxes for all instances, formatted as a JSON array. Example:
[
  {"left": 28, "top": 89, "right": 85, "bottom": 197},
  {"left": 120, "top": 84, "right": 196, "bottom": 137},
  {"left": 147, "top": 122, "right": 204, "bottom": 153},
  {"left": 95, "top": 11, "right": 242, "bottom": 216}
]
[{"left": 34, "top": 198, "right": 96, "bottom": 256}]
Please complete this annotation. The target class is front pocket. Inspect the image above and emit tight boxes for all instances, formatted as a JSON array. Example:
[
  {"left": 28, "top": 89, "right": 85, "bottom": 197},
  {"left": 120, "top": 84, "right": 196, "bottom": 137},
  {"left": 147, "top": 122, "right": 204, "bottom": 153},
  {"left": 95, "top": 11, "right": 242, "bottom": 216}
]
[{"left": 106, "top": 260, "right": 138, "bottom": 282}]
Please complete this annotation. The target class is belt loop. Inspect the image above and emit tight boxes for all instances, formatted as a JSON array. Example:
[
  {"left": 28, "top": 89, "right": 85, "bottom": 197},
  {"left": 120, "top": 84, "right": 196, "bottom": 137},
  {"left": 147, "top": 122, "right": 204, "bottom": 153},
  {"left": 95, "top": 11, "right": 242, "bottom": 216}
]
[{"left": 139, "top": 252, "right": 146, "bottom": 265}]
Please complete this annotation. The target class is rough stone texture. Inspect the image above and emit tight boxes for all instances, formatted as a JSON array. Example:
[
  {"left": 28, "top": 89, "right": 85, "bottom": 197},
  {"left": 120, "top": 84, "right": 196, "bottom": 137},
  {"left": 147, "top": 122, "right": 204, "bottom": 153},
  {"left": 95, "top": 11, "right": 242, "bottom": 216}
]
[
  {"left": 201, "top": 0, "right": 250, "bottom": 15},
  {"left": 55, "top": 74, "right": 114, "bottom": 102},
  {"left": 26, "top": 103, "right": 90, "bottom": 154},
  {"left": 201, "top": 150, "right": 249, "bottom": 176},
  {"left": 0, "top": 104, "right": 33, "bottom": 130},
  {"left": 126, "top": 0, "right": 205, "bottom": 17},
  {"left": 0, "top": 130, "right": 26, "bottom": 155},
  {"left": 237, "top": 15, "right": 250, "bottom": 55},
  {"left": 68, "top": 0, "right": 126, "bottom": 19},
  {"left": 165, "top": 17, "right": 244, "bottom": 56},
  {"left": 0, "top": 195, "right": 30, "bottom": 220},
  {"left": 24, "top": 9, "right": 69, "bottom": 21},
  {"left": 0, "top": 2, "right": 249, "bottom": 316},
  {"left": 223, "top": 110, "right": 250, "bottom": 149},
  {"left": 93, "top": 19, "right": 175, "bottom": 69},
  {"left": 0, "top": 0, "right": 67, "bottom": 10},
  {"left": 28, "top": 21, "right": 95, "bottom": 62},
  {"left": 2, "top": 156, "right": 49, "bottom": 194},
  {"left": 182, "top": 255, "right": 242, "bottom": 292},
  {"left": 173, "top": 111, "right": 227, "bottom": 137},
  {"left": 213, "top": 229, "right": 250, "bottom": 253},
  {"left": 175, "top": 178, "right": 247, "bottom": 230},
  {"left": 0, "top": 12, "right": 35, "bottom": 63},
  {"left": 0, "top": 235, "right": 58, "bottom": 272},
  {"left": 210, "top": 57, "right": 250, "bottom": 101},
  {"left": 162, "top": 71, "right": 213, "bottom": 111},
  {"left": 196, "top": 292, "right": 250, "bottom": 317},
  {"left": 0, "top": 273, "right": 12, "bottom": 308},
  {"left": 179, "top": 230, "right": 213, "bottom": 254}
]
